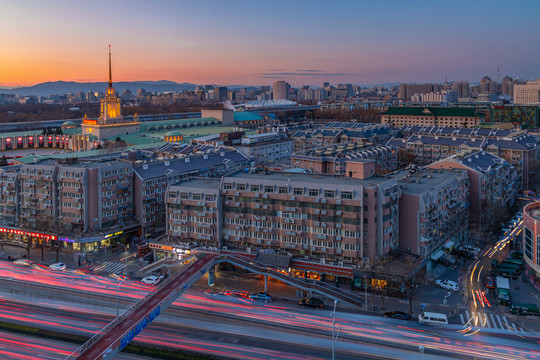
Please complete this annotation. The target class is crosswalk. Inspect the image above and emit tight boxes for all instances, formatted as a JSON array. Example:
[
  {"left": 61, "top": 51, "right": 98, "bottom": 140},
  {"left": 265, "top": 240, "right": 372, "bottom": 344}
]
[
  {"left": 92, "top": 261, "right": 126, "bottom": 275},
  {"left": 459, "top": 310, "right": 524, "bottom": 333}
]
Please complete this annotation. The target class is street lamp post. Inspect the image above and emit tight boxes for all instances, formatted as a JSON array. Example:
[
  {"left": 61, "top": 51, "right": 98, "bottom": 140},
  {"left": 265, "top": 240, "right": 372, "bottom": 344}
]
[
  {"left": 115, "top": 243, "right": 128, "bottom": 317},
  {"left": 331, "top": 299, "right": 338, "bottom": 360},
  {"left": 364, "top": 276, "right": 368, "bottom": 311}
]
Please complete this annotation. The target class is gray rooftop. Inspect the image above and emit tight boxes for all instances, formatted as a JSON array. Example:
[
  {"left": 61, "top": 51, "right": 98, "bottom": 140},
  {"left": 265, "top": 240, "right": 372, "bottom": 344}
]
[
  {"left": 170, "top": 177, "right": 221, "bottom": 189},
  {"left": 386, "top": 168, "right": 465, "bottom": 194}
]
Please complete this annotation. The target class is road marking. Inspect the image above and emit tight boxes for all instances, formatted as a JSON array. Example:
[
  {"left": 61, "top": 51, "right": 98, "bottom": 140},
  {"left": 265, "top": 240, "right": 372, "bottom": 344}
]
[
  {"left": 519, "top": 327, "right": 525, "bottom": 334},
  {"left": 459, "top": 314, "right": 465, "bottom": 325},
  {"left": 490, "top": 314, "right": 498, "bottom": 329},
  {"left": 511, "top": 323, "right": 517, "bottom": 331},
  {"left": 496, "top": 315, "right": 504, "bottom": 328},
  {"left": 465, "top": 310, "right": 470, "bottom": 323},
  {"left": 503, "top": 316, "right": 510, "bottom": 329}
]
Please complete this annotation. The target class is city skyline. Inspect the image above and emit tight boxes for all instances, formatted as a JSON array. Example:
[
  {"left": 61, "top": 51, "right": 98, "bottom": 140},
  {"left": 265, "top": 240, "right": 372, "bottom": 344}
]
[{"left": 1, "top": 0, "right": 540, "bottom": 88}]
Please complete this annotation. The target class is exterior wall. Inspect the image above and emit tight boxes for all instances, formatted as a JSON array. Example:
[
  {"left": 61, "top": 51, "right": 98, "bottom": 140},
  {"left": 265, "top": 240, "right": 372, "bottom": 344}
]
[
  {"left": 381, "top": 114, "right": 480, "bottom": 127},
  {"left": 346, "top": 160, "right": 375, "bottom": 179},
  {"left": 166, "top": 181, "right": 221, "bottom": 247},
  {"left": 57, "top": 166, "right": 86, "bottom": 233},
  {"left": 81, "top": 122, "right": 140, "bottom": 140},
  {"left": 201, "top": 109, "right": 234, "bottom": 124},
  {"left": 236, "top": 139, "right": 294, "bottom": 164},
  {"left": 514, "top": 81, "right": 540, "bottom": 105},
  {"left": 0, "top": 169, "right": 19, "bottom": 225},
  {"left": 523, "top": 202, "right": 540, "bottom": 279},
  {"left": 18, "top": 164, "right": 58, "bottom": 229},
  {"left": 397, "top": 193, "right": 420, "bottom": 253}
]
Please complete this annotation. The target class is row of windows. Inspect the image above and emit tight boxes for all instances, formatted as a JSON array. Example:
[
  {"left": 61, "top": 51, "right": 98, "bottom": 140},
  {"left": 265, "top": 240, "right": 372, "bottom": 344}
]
[{"left": 223, "top": 182, "right": 355, "bottom": 199}]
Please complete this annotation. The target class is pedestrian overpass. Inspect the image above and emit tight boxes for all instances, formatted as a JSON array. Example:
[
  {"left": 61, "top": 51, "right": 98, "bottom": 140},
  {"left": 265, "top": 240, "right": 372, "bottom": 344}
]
[{"left": 66, "top": 251, "right": 364, "bottom": 359}]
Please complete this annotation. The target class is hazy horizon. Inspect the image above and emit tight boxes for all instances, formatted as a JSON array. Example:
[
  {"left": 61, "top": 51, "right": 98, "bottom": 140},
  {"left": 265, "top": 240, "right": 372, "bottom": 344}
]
[{"left": 1, "top": 0, "right": 539, "bottom": 87}]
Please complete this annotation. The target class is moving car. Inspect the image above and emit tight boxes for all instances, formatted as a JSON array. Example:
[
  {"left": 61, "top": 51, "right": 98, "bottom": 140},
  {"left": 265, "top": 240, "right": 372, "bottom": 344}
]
[
  {"left": 13, "top": 259, "right": 32, "bottom": 266},
  {"left": 484, "top": 276, "right": 495, "bottom": 289},
  {"left": 299, "top": 298, "right": 324, "bottom": 309},
  {"left": 435, "top": 279, "right": 459, "bottom": 291},
  {"left": 49, "top": 263, "right": 67, "bottom": 271},
  {"left": 384, "top": 311, "right": 411, "bottom": 320},
  {"left": 249, "top": 292, "right": 273, "bottom": 302},
  {"left": 141, "top": 275, "right": 160, "bottom": 285},
  {"left": 418, "top": 312, "right": 448, "bottom": 326}
]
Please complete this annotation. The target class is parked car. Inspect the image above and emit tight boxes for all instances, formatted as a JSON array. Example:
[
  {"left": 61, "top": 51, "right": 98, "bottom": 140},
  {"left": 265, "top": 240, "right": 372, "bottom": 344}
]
[
  {"left": 384, "top": 311, "right": 411, "bottom": 320},
  {"left": 249, "top": 292, "right": 273, "bottom": 302},
  {"left": 484, "top": 276, "right": 495, "bottom": 289},
  {"left": 299, "top": 298, "right": 324, "bottom": 309},
  {"left": 141, "top": 275, "right": 160, "bottom": 285},
  {"left": 435, "top": 279, "right": 459, "bottom": 291},
  {"left": 49, "top": 263, "right": 66, "bottom": 271}
]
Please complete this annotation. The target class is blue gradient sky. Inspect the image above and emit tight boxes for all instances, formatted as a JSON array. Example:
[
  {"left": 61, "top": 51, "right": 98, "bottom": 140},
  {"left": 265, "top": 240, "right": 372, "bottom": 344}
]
[{"left": 0, "top": 0, "right": 539, "bottom": 87}]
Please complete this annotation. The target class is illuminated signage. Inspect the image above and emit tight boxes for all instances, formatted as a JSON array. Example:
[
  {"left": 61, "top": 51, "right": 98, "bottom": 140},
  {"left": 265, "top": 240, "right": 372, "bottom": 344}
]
[
  {"left": 0, "top": 227, "right": 57, "bottom": 241},
  {"left": 104, "top": 230, "right": 124, "bottom": 239},
  {"left": 149, "top": 243, "right": 173, "bottom": 252}
]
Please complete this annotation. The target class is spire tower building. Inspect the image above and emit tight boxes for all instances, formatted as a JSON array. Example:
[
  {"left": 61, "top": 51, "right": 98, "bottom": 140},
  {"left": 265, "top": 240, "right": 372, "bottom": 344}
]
[{"left": 81, "top": 46, "right": 140, "bottom": 142}]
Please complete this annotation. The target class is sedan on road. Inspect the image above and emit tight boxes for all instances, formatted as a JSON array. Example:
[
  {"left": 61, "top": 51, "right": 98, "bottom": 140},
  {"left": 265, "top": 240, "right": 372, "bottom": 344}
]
[
  {"left": 299, "top": 298, "right": 324, "bottom": 309},
  {"left": 484, "top": 276, "right": 495, "bottom": 289},
  {"left": 141, "top": 275, "right": 160, "bottom": 285},
  {"left": 49, "top": 263, "right": 67, "bottom": 271},
  {"left": 249, "top": 292, "right": 273, "bottom": 302},
  {"left": 435, "top": 279, "right": 459, "bottom": 291},
  {"left": 384, "top": 311, "right": 411, "bottom": 320}
]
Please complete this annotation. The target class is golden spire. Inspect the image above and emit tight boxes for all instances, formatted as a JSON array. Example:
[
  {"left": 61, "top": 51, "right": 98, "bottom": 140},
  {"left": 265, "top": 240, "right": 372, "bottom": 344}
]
[{"left": 108, "top": 44, "right": 112, "bottom": 88}]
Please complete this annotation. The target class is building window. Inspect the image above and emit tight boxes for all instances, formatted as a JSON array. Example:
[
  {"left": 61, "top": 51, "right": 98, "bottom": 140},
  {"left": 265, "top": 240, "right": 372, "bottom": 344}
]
[
  {"left": 294, "top": 187, "right": 303, "bottom": 195},
  {"left": 250, "top": 185, "right": 260, "bottom": 192},
  {"left": 192, "top": 193, "right": 201, "bottom": 201},
  {"left": 180, "top": 192, "right": 188, "bottom": 199},
  {"left": 237, "top": 184, "right": 247, "bottom": 191},
  {"left": 264, "top": 185, "right": 274, "bottom": 193},
  {"left": 341, "top": 191, "right": 353, "bottom": 199},
  {"left": 324, "top": 190, "right": 335, "bottom": 198},
  {"left": 223, "top": 183, "right": 233, "bottom": 190},
  {"left": 308, "top": 188, "right": 319, "bottom": 197},
  {"left": 205, "top": 195, "right": 214, "bottom": 201},
  {"left": 524, "top": 227, "right": 533, "bottom": 260},
  {"left": 279, "top": 186, "right": 288, "bottom": 194}
]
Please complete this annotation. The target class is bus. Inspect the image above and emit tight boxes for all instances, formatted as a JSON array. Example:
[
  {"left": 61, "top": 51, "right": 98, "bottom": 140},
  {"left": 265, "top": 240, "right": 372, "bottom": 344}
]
[
  {"left": 503, "top": 258, "right": 524, "bottom": 269},
  {"left": 493, "top": 267, "right": 518, "bottom": 279},
  {"left": 497, "top": 262, "right": 521, "bottom": 274}
]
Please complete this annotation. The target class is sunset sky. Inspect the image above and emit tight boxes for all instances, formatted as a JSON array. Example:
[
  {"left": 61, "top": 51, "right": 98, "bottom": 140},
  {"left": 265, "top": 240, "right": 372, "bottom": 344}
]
[{"left": 1, "top": 0, "right": 539, "bottom": 88}]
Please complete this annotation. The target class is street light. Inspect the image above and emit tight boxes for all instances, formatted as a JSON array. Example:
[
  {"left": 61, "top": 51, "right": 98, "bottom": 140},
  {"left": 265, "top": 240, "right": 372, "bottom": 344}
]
[
  {"left": 364, "top": 276, "right": 368, "bottom": 311},
  {"left": 331, "top": 299, "right": 340, "bottom": 360},
  {"left": 116, "top": 243, "right": 128, "bottom": 317}
]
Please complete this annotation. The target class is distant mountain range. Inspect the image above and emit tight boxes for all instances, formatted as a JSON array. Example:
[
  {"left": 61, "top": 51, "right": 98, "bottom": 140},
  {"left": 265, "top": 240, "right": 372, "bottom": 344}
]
[
  {"left": 0, "top": 80, "right": 205, "bottom": 97},
  {"left": 0, "top": 80, "right": 400, "bottom": 97}
]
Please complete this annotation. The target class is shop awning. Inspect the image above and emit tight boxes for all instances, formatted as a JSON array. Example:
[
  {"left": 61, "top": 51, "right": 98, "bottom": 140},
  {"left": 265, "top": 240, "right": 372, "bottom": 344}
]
[{"left": 431, "top": 249, "right": 445, "bottom": 261}]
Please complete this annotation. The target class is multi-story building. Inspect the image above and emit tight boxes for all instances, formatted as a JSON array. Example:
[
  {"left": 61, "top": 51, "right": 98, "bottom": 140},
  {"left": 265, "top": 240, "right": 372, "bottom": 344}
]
[
  {"left": 273, "top": 81, "right": 290, "bottom": 100},
  {"left": 166, "top": 172, "right": 401, "bottom": 267},
  {"left": 523, "top": 202, "right": 540, "bottom": 282},
  {"left": 387, "top": 168, "right": 470, "bottom": 258},
  {"left": 452, "top": 81, "right": 470, "bottom": 98},
  {"left": 236, "top": 132, "right": 294, "bottom": 164},
  {"left": 18, "top": 163, "right": 58, "bottom": 230},
  {"left": 514, "top": 80, "right": 540, "bottom": 105},
  {"left": 479, "top": 76, "right": 497, "bottom": 95},
  {"left": 428, "top": 150, "right": 519, "bottom": 226},
  {"left": 501, "top": 76, "right": 515, "bottom": 97},
  {"left": 398, "top": 83, "right": 441, "bottom": 100},
  {"left": 381, "top": 107, "right": 483, "bottom": 128},
  {"left": 133, "top": 149, "right": 250, "bottom": 235},
  {"left": 167, "top": 178, "right": 222, "bottom": 247},
  {"left": 291, "top": 142, "right": 397, "bottom": 175},
  {"left": 0, "top": 166, "right": 19, "bottom": 226}
]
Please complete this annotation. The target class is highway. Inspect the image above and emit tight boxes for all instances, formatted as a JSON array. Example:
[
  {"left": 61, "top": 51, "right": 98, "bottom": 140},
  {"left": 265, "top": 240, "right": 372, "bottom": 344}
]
[
  {"left": 0, "top": 260, "right": 539, "bottom": 359},
  {"left": 0, "top": 329, "right": 152, "bottom": 360}
]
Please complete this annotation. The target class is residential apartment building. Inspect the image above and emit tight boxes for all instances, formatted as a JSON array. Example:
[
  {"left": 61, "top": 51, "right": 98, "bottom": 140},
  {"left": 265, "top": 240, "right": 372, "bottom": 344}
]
[
  {"left": 428, "top": 151, "right": 519, "bottom": 226},
  {"left": 236, "top": 132, "right": 294, "bottom": 164},
  {"left": 387, "top": 168, "right": 470, "bottom": 258},
  {"left": 273, "top": 81, "right": 290, "bottom": 100},
  {"left": 514, "top": 80, "right": 540, "bottom": 105},
  {"left": 381, "top": 107, "right": 483, "bottom": 127},
  {"left": 291, "top": 142, "right": 397, "bottom": 175},
  {"left": 398, "top": 83, "right": 441, "bottom": 100},
  {"left": 133, "top": 149, "right": 250, "bottom": 235},
  {"left": 166, "top": 172, "right": 401, "bottom": 267},
  {"left": 0, "top": 167, "right": 19, "bottom": 226}
]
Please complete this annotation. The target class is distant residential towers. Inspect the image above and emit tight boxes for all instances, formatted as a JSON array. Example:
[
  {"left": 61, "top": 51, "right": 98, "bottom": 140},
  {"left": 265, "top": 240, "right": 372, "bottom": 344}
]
[{"left": 273, "top": 81, "right": 290, "bottom": 100}]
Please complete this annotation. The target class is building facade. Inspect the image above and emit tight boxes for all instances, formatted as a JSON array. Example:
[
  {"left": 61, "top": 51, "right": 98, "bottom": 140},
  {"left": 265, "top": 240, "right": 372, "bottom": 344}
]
[
  {"left": 381, "top": 107, "right": 483, "bottom": 127},
  {"left": 514, "top": 80, "right": 540, "bottom": 105},
  {"left": 523, "top": 202, "right": 540, "bottom": 282}
]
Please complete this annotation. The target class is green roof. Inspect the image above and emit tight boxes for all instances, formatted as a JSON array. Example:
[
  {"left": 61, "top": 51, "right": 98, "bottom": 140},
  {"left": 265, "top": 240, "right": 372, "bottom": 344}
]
[
  {"left": 384, "top": 107, "right": 482, "bottom": 117},
  {"left": 165, "top": 130, "right": 182, "bottom": 137},
  {"left": 139, "top": 117, "right": 220, "bottom": 132},
  {"left": 234, "top": 112, "right": 264, "bottom": 122}
]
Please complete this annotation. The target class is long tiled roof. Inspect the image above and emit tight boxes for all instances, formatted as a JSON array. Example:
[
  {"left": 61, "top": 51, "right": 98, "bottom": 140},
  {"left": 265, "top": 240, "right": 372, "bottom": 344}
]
[
  {"left": 408, "top": 135, "right": 485, "bottom": 147},
  {"left": 385, "top": 107, "right": 481, "bottom": 117}
]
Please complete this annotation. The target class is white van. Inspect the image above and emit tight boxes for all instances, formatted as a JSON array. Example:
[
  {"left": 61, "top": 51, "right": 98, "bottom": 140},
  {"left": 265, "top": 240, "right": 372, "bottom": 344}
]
[{"left": 418, "top": 312, "right": 448, "bottom": 326}]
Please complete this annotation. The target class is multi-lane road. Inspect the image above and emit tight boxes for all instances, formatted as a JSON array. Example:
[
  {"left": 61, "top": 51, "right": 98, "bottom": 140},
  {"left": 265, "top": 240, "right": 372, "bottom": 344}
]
[{"left": 0, "top": 260, "right": 539, "bottom": 360}]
